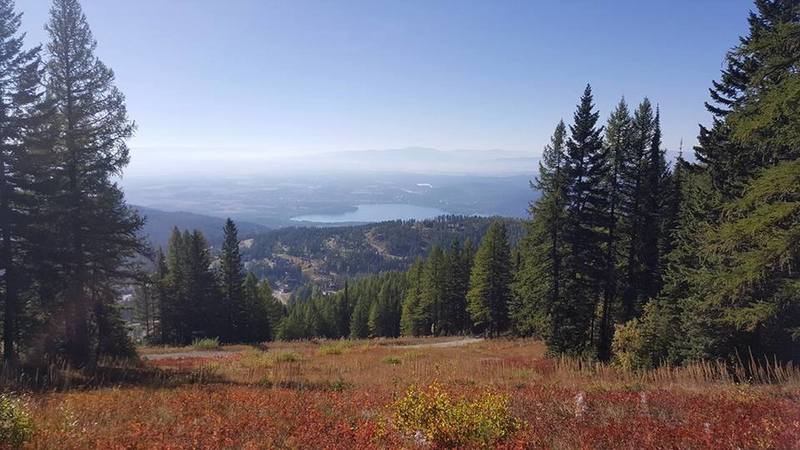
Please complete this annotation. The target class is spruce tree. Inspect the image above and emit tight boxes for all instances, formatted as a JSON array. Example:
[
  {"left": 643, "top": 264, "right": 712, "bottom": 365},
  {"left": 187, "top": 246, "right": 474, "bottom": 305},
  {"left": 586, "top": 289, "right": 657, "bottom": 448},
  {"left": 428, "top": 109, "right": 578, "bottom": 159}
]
[
  {"left": 619, "top": 99, "right": 656, "bottom": 322},
  {"left": 258, "top": 278, "right": 285, "bottom": 338},
  {"left": 556, "top": 85, "right": 608, "bottom": 354},
  {"left": 421, "top": 245, "right": 447, "bottom": 335},
  {"left": 511, "top": 120, "right": 568, "bottom": 338},
  {"left": 466, "top": 221, "right": 512, "bottom": 336},
  {"left": 597, "top": 99, "right": 633, "bottom": 360},
  {"left": 0, "top": 0, "right": 44, "bottom": 364},
  {"left": 639, "top": 108, "right": 668, "bottom": 302},
  {"left": 219, "top": 218, "right": 245, "bottom": 342},
  {"left": 44, "top": 0, "right": 144, "bottom": 365},
  {"left": 401, "top": 259, "right": 426, "bottom": 336},
  {"left": 183, "top": 230, "right": 220, "bottom": 341}
]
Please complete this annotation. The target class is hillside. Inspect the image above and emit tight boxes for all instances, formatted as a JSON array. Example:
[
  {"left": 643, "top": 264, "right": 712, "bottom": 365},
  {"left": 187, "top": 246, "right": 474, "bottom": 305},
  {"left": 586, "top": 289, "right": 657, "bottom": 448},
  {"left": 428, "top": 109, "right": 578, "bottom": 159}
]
[
  {"left": 243, "top": 215, "right": 524, "bottom": 293},
  {"left": 135, "top": 206, "right": 270, "bottom": 249}
]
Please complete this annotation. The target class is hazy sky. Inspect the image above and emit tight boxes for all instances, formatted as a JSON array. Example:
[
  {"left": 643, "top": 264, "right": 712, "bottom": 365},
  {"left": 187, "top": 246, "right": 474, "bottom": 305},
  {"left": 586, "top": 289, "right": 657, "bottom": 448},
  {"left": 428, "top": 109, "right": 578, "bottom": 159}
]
[{"left": 16, "top": 0, "right": 752, "bottom": 173}]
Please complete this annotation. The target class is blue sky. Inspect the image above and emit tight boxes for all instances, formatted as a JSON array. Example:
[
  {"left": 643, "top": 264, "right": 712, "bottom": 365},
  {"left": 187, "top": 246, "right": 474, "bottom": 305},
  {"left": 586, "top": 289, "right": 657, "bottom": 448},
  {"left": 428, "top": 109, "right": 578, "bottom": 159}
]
[{"left": 16, "top": 0, "right": 753, "bottom": 172}]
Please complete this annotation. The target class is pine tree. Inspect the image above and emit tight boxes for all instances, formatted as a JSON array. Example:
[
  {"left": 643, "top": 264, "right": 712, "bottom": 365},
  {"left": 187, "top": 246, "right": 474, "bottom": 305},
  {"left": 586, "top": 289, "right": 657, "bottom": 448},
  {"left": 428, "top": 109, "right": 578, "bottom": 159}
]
[
  {"left": 219, "top": 218, "right": 245, "bottom": 342},
  {"left": 695, "top": 0, "right": 800, "bottom": 196},
  {"left": 639, "top": 108, "right": 668, "bottom": 302},
  {"left": 401, "top": 260, "right": 426, "bottom": 336},
  {"left": 183, "top": 230, "right": 220, "bottom": 341},
  {"left": 349, "top": 294, "right": 371, "bottom": 339},
  {"left": 421, "top": 245, "right": 447, "bottom": 335},
  {"left": 162, "top": 228, "right": 187, "bottom": 343},
  {"left": 258, "top": 278, "right": 284, "bottom": 339},
  {"left": 241, "top": 272, "right": 271, "bottom": 342},
  {"left": 466, "top": 221, "right": 512, "bottom": 336},
  {"left": 511, "top": 120, "right": 568, "bottom": 338},
  {"left": 597, "top": 99, "right": 633, "bottom": 360},
  {"left": 44, "top": 0, "right": 143, "bottom": 365},
  {"left": 555, "top": 85, "right": 608, "bottom": 354},
  {"left": 618, "top": 99, "right": 656, "bottom": 322},
  {"left": 0, "top": 0, "right": 45, "bottom": 364}
]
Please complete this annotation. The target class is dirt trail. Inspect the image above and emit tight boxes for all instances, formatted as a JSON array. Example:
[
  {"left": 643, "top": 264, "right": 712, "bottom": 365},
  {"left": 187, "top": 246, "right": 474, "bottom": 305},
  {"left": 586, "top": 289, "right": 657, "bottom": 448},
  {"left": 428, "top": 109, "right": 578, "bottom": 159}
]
[
  {"left": 141, "top": 350, "right": 237, "bottom": 361},
  {"left": 389, "top": 337, "right": 484, "bottom": 349},
  {"left": 143, "top": 337, "right": 484, "bottom": 360}
]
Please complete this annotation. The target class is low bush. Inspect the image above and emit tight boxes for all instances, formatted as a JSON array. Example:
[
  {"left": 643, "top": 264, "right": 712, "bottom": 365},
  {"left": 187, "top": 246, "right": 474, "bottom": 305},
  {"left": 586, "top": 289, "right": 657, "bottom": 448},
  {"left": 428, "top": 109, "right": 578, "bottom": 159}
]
[
  {"left": 391, "top": 381, "right": 520, "bottom": 448},
  {"left": 191, "top": 337, "right": 220, "bottom": 350},
  {"left": 0, "top": 394, "right": 34, "bottom": 449},
  {"left": 317, "top": 341, "right": 355, "bottom": 356},
  {"left": 274, "top": 351, "right": 300, "bottom": 363},
  {"left": 382, "top": 356, "right": 402, "bottom": 365}
]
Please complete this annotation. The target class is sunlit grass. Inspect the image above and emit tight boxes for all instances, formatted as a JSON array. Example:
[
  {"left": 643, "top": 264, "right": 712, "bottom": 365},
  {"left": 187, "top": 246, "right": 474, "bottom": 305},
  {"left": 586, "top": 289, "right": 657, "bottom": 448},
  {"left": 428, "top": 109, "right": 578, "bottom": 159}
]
[{"left": 15, "top": 338, "right": 800, "bottom": 449}]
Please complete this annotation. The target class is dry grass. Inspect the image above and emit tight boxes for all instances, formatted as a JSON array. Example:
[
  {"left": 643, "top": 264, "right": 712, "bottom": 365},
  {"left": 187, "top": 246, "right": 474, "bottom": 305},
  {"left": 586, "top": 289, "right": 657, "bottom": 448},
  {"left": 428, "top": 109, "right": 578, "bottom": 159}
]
[{"left": 9, "top": 338, "right": 800, "bottom": 449}]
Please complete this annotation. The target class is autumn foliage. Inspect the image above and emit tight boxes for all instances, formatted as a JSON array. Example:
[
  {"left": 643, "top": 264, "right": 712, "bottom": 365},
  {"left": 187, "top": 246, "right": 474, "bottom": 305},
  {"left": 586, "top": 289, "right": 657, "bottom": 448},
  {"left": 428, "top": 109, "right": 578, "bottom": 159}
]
[{"left": 6, "top": 339, "right": 800, "bottom": 449}]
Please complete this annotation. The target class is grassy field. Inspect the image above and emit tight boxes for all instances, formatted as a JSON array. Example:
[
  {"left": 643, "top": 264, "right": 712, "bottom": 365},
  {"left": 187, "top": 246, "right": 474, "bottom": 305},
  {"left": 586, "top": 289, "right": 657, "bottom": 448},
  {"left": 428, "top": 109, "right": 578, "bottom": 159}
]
[{"left": 9, "top": 338, "right": 800, "bottom": 449}]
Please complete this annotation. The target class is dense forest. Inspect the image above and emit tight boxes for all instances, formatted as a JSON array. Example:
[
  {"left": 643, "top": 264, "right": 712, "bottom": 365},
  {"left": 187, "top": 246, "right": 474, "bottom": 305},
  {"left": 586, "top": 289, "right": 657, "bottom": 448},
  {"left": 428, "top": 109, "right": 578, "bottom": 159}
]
[
  {"left": 243, "top": 216, "right": 523, "bottom": 291},
  {"left": 0, "top": 0, "right": 798, "bottom": 372}
]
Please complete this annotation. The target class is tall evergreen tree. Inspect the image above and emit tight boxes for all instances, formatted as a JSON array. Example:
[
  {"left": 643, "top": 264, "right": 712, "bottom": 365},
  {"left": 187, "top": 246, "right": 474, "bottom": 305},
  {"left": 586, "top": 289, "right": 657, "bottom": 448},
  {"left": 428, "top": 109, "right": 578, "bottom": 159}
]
[
  {"left": 466, "top": 221, "right": 512, "bottom": 336},
  {"left": 556, "top": 85, "right": 608, "bottom": 354},
  {"left": 511, "top": 120, "right": 568, "bottom": 338},
  {"left": 619, "top": 99, "right": 656, "bottom": 322},
  {"left": 219, "top": 218, "right": 245, "bottom": 342},
  {"left": 0, "top": 0, "right": 44, "bottom": 364},
  {"left": 639, "top": 108, "right": 668, "bottom": 302},
  {"left": 597, "top": 99, "right": 633, "bottom": 361},
  {"left": 44, "top": 0, "right": 143, "bottom": 365},
  {"left": 401, "top": 259, "right": 426, "bottom": 336},
  {"left": 182, "top": 230, "right": 219, "bottom": 341},
  {"left": 695, "top": 0, "right": 800, "bottom": 196}
]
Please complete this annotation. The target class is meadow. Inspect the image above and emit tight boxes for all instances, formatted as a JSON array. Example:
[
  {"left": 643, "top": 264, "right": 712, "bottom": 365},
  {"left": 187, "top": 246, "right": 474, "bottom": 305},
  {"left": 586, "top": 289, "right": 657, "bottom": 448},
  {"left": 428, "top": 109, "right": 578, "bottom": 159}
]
[{"left": 6, "top": 338, "right": 800, "bottom": 449}]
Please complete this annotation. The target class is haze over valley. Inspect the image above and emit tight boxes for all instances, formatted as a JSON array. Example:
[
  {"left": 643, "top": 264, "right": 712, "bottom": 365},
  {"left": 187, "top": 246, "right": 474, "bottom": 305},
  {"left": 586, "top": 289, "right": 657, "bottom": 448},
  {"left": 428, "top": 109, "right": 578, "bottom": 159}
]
[{"left": 125, "top": 147, "right": 539, "bottom": 231}]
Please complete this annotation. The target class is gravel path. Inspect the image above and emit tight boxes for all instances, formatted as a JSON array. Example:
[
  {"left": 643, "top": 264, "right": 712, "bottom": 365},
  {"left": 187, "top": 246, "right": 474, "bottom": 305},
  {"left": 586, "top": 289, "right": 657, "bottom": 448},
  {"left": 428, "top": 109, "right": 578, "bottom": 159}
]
[
  {"left": 389, "top": 337, "right": 484, "bottom": 349},
  {"left": 141, "top": 350, "right": 237, "bottom": 361},
  {"left": 142, "top": 337, "right": 484, "bottom": 360}
]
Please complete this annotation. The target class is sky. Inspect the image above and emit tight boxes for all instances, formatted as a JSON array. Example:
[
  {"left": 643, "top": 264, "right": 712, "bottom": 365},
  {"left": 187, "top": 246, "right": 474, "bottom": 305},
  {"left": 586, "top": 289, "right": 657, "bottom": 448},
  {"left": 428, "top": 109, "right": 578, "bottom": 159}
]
[{"left": 15, "top": 0, "right": 754, "bottom": 176}]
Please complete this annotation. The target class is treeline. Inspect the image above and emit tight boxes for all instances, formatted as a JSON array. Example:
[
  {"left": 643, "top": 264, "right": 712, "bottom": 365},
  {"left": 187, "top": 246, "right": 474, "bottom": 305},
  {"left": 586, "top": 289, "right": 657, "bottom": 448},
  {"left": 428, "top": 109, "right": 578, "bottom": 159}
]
[
  {"left": 134, "top": 220, "right": 285, "bottom": 345},
  {"left": 514, "top": 0, "right": 799, "bottom": 366},
  {"left": 274, "top": 221, "right": 514, "bottom": 340},
  {"left": 0, "top": 0, "right": 145, "bottom": 367}
]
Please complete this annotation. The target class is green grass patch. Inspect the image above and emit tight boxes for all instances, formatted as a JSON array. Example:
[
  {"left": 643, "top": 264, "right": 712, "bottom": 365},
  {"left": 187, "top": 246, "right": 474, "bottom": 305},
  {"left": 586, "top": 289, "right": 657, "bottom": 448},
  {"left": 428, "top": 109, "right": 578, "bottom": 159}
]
[{"left": 191, "top": 337, "right": 220, "bottom": 350}]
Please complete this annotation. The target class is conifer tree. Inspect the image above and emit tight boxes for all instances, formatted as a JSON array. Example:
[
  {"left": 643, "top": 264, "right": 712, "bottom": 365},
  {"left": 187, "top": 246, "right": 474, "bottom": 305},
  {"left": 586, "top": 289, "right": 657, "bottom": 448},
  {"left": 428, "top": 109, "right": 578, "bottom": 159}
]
[
  {"left": 511, "top": 120, "right": 568, "bottom": 338},
  {"left": 219, "top": 218, "right": 245, "bottom": 342},
  {"left": 241, "top": 272, "right": 271, "bottom": 342},
  {"left": 183, "top": 230, "right": 220, "bottom": 341},
  {"left": 421, "top": 245, "right": 447, "bottom": 335},
  {"left": 597, "top": 99, "right": 633, "bottom": 360},
  {"left": 401, "top": 260, "right": 426, "bottom": 336},
  {"left": 555, "top": 85, "right": 608, "bottom": 354},
  {"left": 44, "top": 0, "right": 144, "bottom": 365},
  {"left": 258, "top": 278, "right": 285, "bottom": 338},
  {"left": 619, "top": 99, "right": 656, "bottom": 322},
  {"left": 349, "top": 295, "right": 371, "bottom": 339},
  {"left": 466, "top": 221, "right": 512, "bottom": 335},
  {"left": 0, "top": 0, "right": 45, "bottom": 364},
  {"left": 639, "top": 108, "right": 668, "bottom": 302}
]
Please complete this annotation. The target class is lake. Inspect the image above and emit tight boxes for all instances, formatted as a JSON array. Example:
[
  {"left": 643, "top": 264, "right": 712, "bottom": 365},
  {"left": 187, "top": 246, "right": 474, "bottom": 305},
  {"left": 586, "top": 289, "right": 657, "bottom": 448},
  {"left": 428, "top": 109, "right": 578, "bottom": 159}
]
[{"left": 291, "top": 203, "right": 448, "bottom": 223}]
